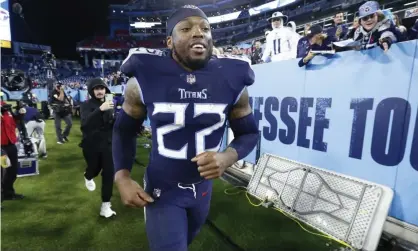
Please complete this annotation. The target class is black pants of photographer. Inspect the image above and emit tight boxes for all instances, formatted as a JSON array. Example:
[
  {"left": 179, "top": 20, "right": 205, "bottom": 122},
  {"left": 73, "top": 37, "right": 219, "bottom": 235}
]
[
  {"left": 83, "top": 148, "right": 114, "bottom": 202},
  {"left": 54, "top": 113, "right": 72, "bottom": 143},
  {"left": 1, "top": 144, "right": 21, "bottom": 200}
]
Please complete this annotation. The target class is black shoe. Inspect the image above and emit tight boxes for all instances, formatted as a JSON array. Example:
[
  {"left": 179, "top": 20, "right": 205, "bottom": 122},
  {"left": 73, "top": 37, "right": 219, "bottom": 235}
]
[
  {"left": 63, "top": 137, "right": 69, "bottom": 142},
  {"left": 3, "top": 193, "right": 24, "bottom": 200}
]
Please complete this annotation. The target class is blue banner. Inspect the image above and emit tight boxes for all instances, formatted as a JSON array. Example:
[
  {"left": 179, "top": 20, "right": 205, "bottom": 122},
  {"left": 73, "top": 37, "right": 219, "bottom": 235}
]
[
  {"left": 239, "top": 40, "right": 418, "bottom": 226},
  {"left": 1, "top": 85, "right": 124, "bottom": 103}
]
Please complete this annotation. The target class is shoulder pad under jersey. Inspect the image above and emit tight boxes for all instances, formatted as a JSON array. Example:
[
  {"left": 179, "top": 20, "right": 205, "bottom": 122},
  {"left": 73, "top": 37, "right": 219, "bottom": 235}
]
[
  {"left": 215, "top": 54, "right": 252, "bottom": 65},
  {"left": 215, "top": 54, "right": 254, "bottom": 92},
  {"left": 120, "top": 47, "right": 165, "bottom": 76}
]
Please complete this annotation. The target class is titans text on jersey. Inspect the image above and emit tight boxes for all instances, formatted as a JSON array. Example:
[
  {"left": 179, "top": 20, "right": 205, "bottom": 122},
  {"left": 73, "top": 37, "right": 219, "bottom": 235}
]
[
  {"left": 178, "top": 88, "right": 207, "bottom": 100},
  {"left": 120, "top": 47, "right": 254, "bottom": 184}
]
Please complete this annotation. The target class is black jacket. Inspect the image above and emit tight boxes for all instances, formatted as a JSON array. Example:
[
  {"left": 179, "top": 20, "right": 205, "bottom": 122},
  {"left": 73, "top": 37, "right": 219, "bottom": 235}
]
[{"left": 79, "top": 79, "right": 113, "bottom": 151}]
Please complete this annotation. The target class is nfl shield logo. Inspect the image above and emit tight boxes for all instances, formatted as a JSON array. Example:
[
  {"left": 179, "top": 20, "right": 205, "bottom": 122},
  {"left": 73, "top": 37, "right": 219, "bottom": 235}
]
[
  {"left": 153, "top": 188, "right": 161, "bottom": 198},
  {"left": 186, "top": 74, "right": 196, "bottom": 85}
]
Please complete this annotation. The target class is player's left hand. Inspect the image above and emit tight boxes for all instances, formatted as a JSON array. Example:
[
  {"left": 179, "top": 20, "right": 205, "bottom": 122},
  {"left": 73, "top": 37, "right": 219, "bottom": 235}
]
[{"left": 192, "top": 151, "right": 237, "bottom": 180}]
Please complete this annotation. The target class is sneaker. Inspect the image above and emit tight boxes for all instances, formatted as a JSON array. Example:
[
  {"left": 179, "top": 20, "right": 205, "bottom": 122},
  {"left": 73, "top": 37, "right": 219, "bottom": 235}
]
[
  {"left": 84, "top": 176, "right": 96, "bottom": 191},
  {"left": 57, "top": 141, "right": 64, "bottom": 144},
  {"left": 63, "top": 137, "right": 69, "bottom": 142},
  {"left": 100, "top": 202, "right": 116, "bottom": 218}
]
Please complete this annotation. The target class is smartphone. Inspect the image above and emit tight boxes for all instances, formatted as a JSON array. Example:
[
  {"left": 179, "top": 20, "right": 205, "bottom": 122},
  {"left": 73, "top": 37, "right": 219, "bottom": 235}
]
[{"left": 105, "top": 93, "right": 114, "bottom": 103}]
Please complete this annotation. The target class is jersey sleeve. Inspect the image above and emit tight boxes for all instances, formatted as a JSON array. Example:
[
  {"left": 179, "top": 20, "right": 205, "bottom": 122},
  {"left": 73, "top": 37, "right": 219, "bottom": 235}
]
[
  {"left": 262, "top": 34, "right": 273, "bottom": 62},
  {"left": 216, "top": 54, "right": 255, "bottom": 104},
  {"left": 120, "top": 47, "right": 164, "bottom": 77}
]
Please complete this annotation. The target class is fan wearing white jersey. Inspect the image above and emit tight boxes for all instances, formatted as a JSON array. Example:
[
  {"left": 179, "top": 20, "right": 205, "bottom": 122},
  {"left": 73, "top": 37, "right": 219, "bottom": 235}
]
[{"left": 262, "top": 12, "right": 301, "bottom": 63}]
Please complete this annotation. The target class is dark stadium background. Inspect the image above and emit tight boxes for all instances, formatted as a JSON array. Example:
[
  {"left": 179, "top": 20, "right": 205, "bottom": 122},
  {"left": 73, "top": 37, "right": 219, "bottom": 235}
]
[{"left": 10, "top": 0, "right": 126, "bottom": 59}]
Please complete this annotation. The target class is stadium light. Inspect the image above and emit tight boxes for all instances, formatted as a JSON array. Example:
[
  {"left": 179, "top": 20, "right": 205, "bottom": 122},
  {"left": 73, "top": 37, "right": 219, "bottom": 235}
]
[
  {"left": 130, "top": 22, "right": 161, "bottom": 28},
  {"left": 249, "top": 0, "right": 296, "bottom": 16},
  {"left": 208, "top": 11, "right": 242, "bottom": 24}
]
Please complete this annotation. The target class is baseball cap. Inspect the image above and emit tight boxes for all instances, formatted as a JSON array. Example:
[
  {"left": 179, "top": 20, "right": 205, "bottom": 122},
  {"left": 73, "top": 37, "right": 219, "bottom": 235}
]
[
  {"left": 359, "top": 1, "right": 380, "bottom": 19},
  {"left": 306, "top": 24, "right": 323, "bottom": 37}
]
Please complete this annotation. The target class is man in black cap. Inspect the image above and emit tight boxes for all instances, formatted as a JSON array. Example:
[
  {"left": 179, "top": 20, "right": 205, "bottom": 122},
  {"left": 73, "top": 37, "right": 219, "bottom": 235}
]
[
  {"left": 114, "top": 5, "right": 258, "bottom": 250},
  {"left": 296, "top": 24, "right": 336, "bottom": 67},
  {"left": 79, "top": 78, "right": 116, "bottom": 218}
]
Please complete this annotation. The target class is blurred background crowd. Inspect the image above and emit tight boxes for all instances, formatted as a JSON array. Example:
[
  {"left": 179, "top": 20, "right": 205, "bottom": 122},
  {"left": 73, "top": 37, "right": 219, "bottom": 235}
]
[{"left": 1, "top": 0, "right": 417, "bottom": 94}]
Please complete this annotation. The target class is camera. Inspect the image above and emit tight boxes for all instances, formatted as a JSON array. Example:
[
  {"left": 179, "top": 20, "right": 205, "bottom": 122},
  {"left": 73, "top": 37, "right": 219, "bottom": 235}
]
[
  {"left": 1, "top": 69, "right": 29, "bottom": 92},
  {"left": 41, "top": 51, "right": 56, "bottom": 70},
  {"left": 42, "top": 51, "right": 55, "bottom": 64},
  {"left": 0, "top": 101, "right": 34, "bottom": 157},
  {"left": 0, "top": 103, "right": 12, "bottom": 113}
]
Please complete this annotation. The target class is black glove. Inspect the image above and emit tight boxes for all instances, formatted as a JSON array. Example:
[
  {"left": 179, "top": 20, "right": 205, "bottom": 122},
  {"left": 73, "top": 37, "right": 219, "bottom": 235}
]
[{"left": 379, "top": 37, "right": 392, "bottom": 51}]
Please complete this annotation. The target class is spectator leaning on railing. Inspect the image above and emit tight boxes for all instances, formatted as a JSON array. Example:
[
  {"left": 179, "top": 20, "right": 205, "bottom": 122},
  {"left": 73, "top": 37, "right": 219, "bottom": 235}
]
[
  {"left": 353, "top": 1, "right": 399, "bottom": 52},
  {"left": 409, "top": 19, "right": 418, "bottom": 40},
  {"left": 297, "top": 25, "right": 336, "bottom": 67}
]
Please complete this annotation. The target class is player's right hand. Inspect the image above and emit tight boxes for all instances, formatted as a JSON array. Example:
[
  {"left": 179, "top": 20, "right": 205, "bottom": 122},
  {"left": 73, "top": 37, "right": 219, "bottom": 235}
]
[
  {"left": 100, "top": 101, "right": 114, "bottom": 111},
  {"left": 115, "top": 173, "right": 154, "bottom": 208}
]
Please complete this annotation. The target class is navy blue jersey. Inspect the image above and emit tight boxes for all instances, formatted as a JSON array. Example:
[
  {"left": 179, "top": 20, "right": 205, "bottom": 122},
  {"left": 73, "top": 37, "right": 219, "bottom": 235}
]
[{"left": 120, "top": 48, "right": 254, "bottom": 184}]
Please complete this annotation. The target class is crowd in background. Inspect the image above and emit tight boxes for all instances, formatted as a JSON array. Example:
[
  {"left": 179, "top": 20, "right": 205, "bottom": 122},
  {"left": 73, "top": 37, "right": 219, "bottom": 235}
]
[{"left": 2, "top": 1, "right": 418, "bottom": 93}]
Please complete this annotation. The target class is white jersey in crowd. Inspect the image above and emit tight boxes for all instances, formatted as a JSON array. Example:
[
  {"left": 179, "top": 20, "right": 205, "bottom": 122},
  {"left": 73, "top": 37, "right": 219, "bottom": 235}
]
[{"left": 262, "top": 27, "right": 301, "bottom": 62}]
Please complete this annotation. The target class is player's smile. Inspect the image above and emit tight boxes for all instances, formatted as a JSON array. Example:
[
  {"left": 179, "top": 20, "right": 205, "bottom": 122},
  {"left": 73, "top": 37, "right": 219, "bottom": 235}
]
[
  {"left": 190, "top": 42, "right": 207, "bottom": 55},
  {"left": 168, "top": 16, "right": 213, "bottom": 71}
]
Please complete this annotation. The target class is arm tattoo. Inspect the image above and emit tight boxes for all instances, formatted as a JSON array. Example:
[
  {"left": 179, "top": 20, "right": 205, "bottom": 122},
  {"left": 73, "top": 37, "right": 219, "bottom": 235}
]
[
  {"left": 123, "top": 77, "right": 146, "bottom": 119},
  {"left": 229, "top": 88, "right": 252, "bottom": 120}
]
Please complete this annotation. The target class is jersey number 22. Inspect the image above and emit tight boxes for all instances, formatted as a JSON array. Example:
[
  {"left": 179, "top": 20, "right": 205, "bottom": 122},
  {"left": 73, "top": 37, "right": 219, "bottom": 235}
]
[{"left": 153, "top": 103, "right": 227, "bottom": 159}]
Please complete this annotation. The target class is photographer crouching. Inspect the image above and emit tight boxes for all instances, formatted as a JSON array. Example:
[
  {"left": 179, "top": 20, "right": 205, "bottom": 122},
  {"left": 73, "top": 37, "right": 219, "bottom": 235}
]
[
  {"left": 24, "top": 104, "right": 47, "bottom": 158},
  {"left": 79, "top": 78, "right": 116, "bottom": 218},
  {"left": 1, "top": 92, "right": 26, "bottom": 201},
  {"left": 51, "top": 83, "right": 72, "bottom": 144}
]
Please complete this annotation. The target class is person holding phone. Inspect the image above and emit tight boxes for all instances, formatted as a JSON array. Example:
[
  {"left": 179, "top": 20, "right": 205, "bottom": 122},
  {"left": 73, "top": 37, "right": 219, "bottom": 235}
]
[{"left": 79, "top": 78, "right": 116, "bottom": 218}]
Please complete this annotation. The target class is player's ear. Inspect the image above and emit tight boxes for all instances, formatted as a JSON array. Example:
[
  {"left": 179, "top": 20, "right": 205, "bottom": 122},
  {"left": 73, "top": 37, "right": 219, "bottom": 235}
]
[{"left": 167, "top": 36, "right": 173, "bottom": 49}]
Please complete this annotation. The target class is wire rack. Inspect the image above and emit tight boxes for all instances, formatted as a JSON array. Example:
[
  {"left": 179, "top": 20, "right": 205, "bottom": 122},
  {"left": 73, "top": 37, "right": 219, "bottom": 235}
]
[{"left": 247, "top": 154, "right": 384, "bottom": 250}]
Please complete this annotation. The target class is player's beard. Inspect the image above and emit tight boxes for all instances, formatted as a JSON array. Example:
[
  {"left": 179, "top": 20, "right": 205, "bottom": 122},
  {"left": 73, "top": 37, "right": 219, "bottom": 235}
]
[{"left": 173, "top": 43, "right": 212, "bottom": 71}]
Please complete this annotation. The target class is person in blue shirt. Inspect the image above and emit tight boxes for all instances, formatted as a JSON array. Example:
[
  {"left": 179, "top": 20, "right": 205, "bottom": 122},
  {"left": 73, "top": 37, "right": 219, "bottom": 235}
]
[
  {"left": 23, "top": 105, "right": 47, "bottom": 158},
  {"left": 297, "top": 25, "right": 336, "bottom": 67}
]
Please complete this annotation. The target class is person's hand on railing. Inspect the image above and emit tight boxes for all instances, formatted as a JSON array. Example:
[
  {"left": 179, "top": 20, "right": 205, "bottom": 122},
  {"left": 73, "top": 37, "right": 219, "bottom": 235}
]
[
  {"left": 303, "top": 51, "right": 315, "bottom": 64},
  {"left": 379, "top": 37, "right": 391, "bottom": 53}
]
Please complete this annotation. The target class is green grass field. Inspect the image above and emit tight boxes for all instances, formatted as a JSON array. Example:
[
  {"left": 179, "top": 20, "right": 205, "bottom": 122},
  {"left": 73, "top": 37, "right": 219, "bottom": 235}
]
[{"left": 1, "top": 118, "right": 345, "bottom": 251}]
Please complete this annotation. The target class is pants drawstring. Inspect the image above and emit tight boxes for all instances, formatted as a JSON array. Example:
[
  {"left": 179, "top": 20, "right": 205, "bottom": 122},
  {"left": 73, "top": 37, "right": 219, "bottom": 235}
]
[{"left": 177, "top": 183, "right": 196, "bottom": 199}]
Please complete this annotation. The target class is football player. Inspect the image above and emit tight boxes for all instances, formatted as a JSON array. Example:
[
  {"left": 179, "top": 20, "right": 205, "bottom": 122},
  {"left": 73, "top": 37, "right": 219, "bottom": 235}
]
[
  {"left": 113, "top": 5, "right": 259, "bottom": 251},
  {"left": 262, "top": 11, "right": 301, "bottom": 63}
]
